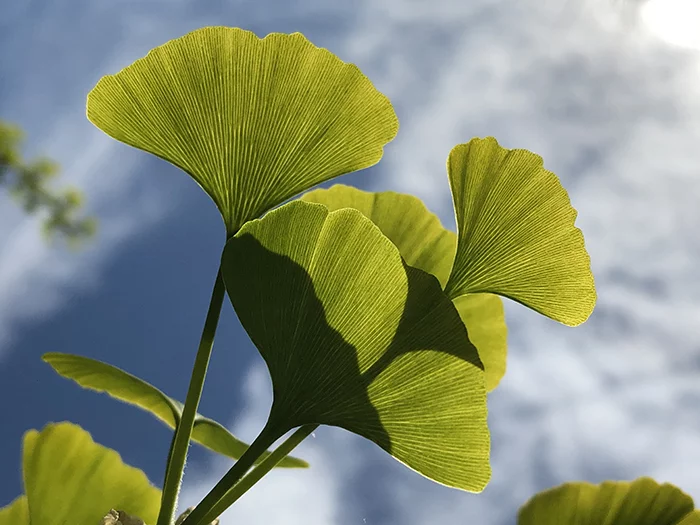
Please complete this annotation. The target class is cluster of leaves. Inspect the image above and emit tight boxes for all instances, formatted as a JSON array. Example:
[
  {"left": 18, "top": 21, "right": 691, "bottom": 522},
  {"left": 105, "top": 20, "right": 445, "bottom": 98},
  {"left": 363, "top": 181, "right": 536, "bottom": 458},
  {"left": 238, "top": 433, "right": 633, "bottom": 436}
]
[
  {"left": 3, "top": 424, "right": 698, "bottom": 524},
  {"left": 0, "top": 120, "right": 96, "bottom": 244},
  {"left": 0, "top": 25, "right": 692, "bottom": 524}
]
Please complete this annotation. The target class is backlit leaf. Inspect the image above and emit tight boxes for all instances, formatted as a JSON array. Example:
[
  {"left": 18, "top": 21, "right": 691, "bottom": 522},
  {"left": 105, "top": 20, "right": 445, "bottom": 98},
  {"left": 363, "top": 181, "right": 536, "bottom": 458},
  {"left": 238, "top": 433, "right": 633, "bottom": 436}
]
[
  {"left": 445, "top": 137, "right": 596, "bottom": 326},
  {"left": 42, "top": 353, "right": 307, "bottom": 468},
  {"left": 301, "top": 184, "right": 507, "bottom": 391},
  {"left": 222, "top": 200, "right": 490, "bottom": 491},
  {"left": 518, "top": 478, "right": 700, "bottom": 525},
  {"left": 301, "top": 184, "right": 456, "bottom": 286},
  {"left": 21, "top": 422, "right": 160, "bottom": 525},
  {"left": 87, "top": 26, "right": 398, "bottom": 235}
]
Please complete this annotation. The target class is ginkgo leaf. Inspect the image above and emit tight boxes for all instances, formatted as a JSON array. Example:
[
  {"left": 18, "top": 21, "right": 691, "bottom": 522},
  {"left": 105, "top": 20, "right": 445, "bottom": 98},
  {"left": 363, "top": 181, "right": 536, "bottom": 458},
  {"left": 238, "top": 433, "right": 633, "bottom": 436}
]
[
  {"left": 452, "top": 293, "right": 506, "bottom": 391},
  {"left": 87, "top": 26, "right": 398, "bottom": 236},
  {"left": 222, "top": 200, "right": 490, "bottom": 491},
  {"left": 19, "top": 422, "right": 160, "bottom": 525},
  {"left": 301, "top": 184, "right": 456, "bottom": 286},
  {"left": 42, "top": 353, "right": 307, "bottom": 468},
  {"left": 0, "top": 496, "right": 28, "bottom": 525},
  {"left": 518, "top": 477, "right": 700, "bottom": 525},
  {"left": 301, "top": 184, "right": 507, "bottom": 391},
  {"left": 444, "top": 137, "right": 596, "bottom": 326}
]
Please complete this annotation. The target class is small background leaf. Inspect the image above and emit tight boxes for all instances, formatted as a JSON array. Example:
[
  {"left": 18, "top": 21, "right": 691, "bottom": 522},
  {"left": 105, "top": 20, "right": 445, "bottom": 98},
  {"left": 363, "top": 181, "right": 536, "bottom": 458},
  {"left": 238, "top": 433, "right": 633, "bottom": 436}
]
[
  {"left": 42, "top": 353, "right": 307, "bottom": 468},
  {"left": 223, "top": 200, "right": 490, "bottom": 491},
  {"left": 22, "top": 422, "right": 161, "bottom": 525},
  {"left": 518, "top": 477, "right": 699, "bottom": 525},
  {"left": 445, "top": 137, "right": 596, "bottom": 326},
  {"left": 301, "top": 184, "right": 507, "bottom": 390},
  {"left": 87, "top": 26, "right": 398, "bottom": 235}
]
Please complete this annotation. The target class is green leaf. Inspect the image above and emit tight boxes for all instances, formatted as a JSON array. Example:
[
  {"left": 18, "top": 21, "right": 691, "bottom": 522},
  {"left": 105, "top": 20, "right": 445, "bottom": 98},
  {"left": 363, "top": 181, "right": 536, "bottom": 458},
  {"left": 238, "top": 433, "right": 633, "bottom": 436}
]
[
  {"left": 680, "top": 513, "right": 700, "bottom": 525},
  {"left": 444, "top": 137, "right": 596, "bottom": 326},
  {"left": 301, "top": 184, "right": 508, "bottom": 391},
  {"left": 222, "top": 200, "right": 490, "bottom": 491},
  {"left": 21, "top": 422, "right": 161, "bottom": 525},
  {"left": 42, "top": 352, "right": 308, "bottom": 468},
  {"left": 452, "top": 293, "right": 506, "bottom": 391},
  {"left": 86, "top": 26, "right": 399, "bottom": 236},
  {"left": 301, "top": 184, "right": 456, "bottom": 286},
  {"left": 0, "top": 496, "right": 28, "bottom": 525},
  {"left": 518, "top": 478, "right": 700, "bottom": 525}
]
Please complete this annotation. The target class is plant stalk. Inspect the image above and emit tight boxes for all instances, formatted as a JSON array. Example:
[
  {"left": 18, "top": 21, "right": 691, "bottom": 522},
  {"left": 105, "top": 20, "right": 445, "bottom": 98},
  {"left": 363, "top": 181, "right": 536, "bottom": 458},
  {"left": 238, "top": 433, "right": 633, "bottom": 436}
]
[
  {"left": 156, "top": 268, "right": 227, "bottom": 525},
  {"left": 179, "top": 424, "right": 283, "bottom": 525},
  {"left": 193, "top": 424, "right": 318, "bottom": 525}
]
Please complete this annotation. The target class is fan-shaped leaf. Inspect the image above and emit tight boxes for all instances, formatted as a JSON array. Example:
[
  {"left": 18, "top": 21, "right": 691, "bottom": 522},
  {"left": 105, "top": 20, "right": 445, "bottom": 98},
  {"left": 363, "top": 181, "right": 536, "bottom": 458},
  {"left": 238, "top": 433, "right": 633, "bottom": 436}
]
[
  {"left": 452, "top": 293, "right": 506, "bottom": 391},
  {"left": 518, "top": 478, "right": 700, "bottom": 525},
  {"left": 18, "top": 422, "right": 161, "bottom": 525},
  {"left": 87, "top": 26, "right": 398, "bottom": 235},
  {"left": 42, "top": 352, "right": 307, "bottom": 468},
  {"left": 301, "top": 184, "right": 456, "bottom": 286},
  {"left": 222, "top": 200, "right": 490, "bottom": 491},
  {"left": 0, "top": 496, "right": 28, "bottom": 525},
  {"left": 301, "top": 184, "right": 507, "bottom": 391},
  {"left": 444, "top": 137, "right": 596, "bottom": 326}
]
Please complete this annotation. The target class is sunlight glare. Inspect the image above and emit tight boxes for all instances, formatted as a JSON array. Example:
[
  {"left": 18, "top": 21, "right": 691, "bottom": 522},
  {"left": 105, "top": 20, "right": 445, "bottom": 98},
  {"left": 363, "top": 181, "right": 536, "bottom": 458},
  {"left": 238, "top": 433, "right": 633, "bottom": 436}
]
[{"left": 641, "top": 0, "right": 700, "bottom": 51}]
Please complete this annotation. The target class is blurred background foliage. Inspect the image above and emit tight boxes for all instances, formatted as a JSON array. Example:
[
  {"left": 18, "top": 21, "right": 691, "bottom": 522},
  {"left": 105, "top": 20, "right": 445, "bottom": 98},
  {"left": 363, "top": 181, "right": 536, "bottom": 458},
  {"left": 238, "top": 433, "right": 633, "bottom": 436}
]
[{"left": 0, "top": 120, "right": 96, "bottom": 246}]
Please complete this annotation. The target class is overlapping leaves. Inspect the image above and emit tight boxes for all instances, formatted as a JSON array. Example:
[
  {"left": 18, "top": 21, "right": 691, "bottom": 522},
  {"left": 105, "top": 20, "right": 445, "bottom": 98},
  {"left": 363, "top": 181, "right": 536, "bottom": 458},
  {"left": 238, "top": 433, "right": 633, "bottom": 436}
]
[
  {"left": 301, "top": 184, "right": 507, "bottom": 391},
  {"left": 80, "top": 23, "right": 600, "bottom": 508},
  {"left": 222, "top": 200, "right": 490, "bottom": 491},
  {"left": 87, "top": 26, "right": 398, "bottom": 235},
  {"left": 41, "top": 353, "right": 307, "bottom": 468},
  {"left": 518, "top": 477, "right": 700, "bottom": 524},
  {"left": 300, "top": 137, "right": 595, "bottom": 389},
  {"left": 0, "top": 422, "right": 161, "bottom": 525}
]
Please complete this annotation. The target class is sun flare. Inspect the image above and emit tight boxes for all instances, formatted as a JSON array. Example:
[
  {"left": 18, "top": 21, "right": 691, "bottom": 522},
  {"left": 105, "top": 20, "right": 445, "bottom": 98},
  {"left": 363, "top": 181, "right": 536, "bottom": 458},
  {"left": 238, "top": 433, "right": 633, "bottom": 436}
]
[{"left": 641, "top": 0, "right": 700, "bottom": 50}]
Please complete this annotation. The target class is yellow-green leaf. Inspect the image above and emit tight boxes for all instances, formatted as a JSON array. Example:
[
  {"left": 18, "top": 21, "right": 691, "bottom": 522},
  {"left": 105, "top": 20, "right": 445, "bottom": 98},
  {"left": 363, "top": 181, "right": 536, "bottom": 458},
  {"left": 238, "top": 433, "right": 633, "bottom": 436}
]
[
  {"left": 101, "top": 509, "right": 147, "bottom": 525},
  {"left": 452, "top": 293, "right": 506, "bottom": 391},
  {"left": 444, "top": 137, "right": 596, "bottom": 326},
  {"left": 21, "top": 422, "right": 161, "bottom": 525},
  {"left": 679, "top": 513, "right": 700, "bottom": 525},
  {"left": 301, "top": 184, "right": 508, "bottom": 391},
  {"left": 0, "top": 496, "right": 28, "bottom": 525},
  {"left": 301, "top": 184, "right": 456, "bottom": 286},
  {"left": 222, "top": 200, "right": 490, "bottom": 491},
  {"left": 42, "top": 352, "right": 307, "bottom": 468},
  {"left": 87, "top": 26, "right": 398, "bottom": 235},
  {"left": 518, "top": 478, "right": 699, "bottom": 525}
]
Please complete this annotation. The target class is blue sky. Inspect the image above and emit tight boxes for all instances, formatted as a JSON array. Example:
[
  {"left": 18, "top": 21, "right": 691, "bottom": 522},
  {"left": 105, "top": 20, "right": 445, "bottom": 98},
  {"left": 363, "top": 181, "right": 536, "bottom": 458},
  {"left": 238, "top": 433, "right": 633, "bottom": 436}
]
[{"left": 2, "top": 1, "right": 700, "bottom": 524}]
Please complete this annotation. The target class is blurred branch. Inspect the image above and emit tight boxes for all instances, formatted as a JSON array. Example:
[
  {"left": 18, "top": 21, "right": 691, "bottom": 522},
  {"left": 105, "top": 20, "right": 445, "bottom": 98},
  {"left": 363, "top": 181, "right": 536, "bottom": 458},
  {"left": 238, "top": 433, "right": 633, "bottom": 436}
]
[{"left": 0, "top": 120, "right": 97, "bottom": 247}]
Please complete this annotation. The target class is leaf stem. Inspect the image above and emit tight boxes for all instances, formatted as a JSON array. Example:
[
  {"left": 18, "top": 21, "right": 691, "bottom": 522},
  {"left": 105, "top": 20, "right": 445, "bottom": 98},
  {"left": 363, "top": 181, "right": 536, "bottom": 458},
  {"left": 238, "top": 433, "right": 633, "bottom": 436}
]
[
  {"left": 179, "top": 424, "right": 281, "bottom": 525},
  {"left": 192, "top": 424, "right": 318, "bottom": 525},
  {"left": 157, "top": 268, "right": 227, "bottom": 525}
]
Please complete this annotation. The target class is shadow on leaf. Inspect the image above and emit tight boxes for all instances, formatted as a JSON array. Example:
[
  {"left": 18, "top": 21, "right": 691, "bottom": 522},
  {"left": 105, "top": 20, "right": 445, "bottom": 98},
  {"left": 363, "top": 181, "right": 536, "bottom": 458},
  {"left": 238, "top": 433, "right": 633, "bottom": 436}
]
[{"left": 224, "top": 201, "right": 489, "bottom": 491}]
